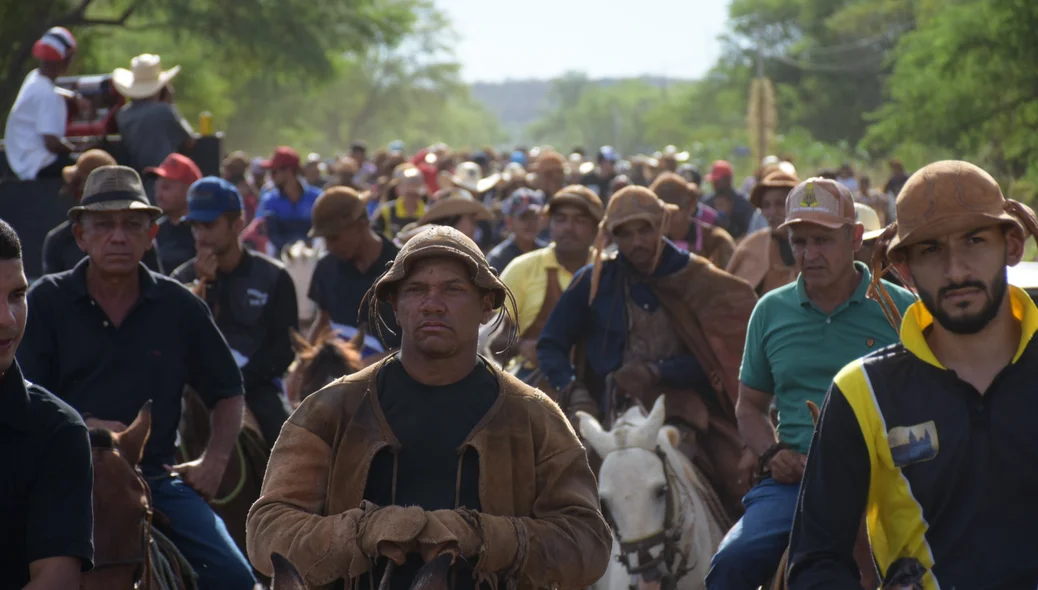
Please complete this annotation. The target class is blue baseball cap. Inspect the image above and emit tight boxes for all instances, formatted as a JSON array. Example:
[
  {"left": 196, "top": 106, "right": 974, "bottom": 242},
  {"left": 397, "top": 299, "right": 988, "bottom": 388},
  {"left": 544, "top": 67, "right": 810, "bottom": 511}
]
[{"left": 183, "top": 177, "right": 243, "bottom": 223}]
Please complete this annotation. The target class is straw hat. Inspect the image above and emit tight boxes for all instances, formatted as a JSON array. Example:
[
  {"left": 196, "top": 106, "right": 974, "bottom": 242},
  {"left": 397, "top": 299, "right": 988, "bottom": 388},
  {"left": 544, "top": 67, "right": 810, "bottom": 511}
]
[
  {"left": 854, "top": 203, "right": 886, "bottom": 241},
  {"left": 450, "top": 161, "right": 501, "bottom": 194},
  {"left": 113, "top": 54, "right": 181, "bottom": 99},
  {"left": 68, "top": 165, "right": 163, "bottom": 220}
]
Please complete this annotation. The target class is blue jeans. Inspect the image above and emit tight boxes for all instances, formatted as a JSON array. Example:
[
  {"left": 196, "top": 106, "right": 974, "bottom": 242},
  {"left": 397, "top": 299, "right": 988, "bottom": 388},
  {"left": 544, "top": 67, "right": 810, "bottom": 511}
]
[
  {"left": 706, "top": 477, "right": 800, "bottom": 589},
  {"left": 145, "top": 469, "right": 256, "bottom": 589}
]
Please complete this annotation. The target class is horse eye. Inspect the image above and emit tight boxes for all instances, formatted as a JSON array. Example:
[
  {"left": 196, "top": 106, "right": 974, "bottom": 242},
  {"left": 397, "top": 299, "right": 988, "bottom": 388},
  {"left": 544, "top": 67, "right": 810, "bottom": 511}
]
[{"left": 655, "top": 485, "right": 667, "bottom": 499}]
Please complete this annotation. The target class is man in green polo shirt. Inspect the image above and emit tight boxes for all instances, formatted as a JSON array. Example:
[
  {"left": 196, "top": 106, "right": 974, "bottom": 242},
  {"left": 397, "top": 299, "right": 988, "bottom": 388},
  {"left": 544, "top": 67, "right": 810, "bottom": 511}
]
[{"left": 706, "top": 177, "right": 916, "bottom": 589}]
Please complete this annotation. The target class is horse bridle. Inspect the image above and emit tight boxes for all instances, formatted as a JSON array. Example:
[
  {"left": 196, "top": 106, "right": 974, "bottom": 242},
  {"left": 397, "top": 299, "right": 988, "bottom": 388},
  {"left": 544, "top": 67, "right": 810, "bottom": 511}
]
[
  {"left": 605, "top": 446, "right": 695, "bottom": 590},
  {"left": 90, "top": 447, "right": 154, "bottom": 587}
]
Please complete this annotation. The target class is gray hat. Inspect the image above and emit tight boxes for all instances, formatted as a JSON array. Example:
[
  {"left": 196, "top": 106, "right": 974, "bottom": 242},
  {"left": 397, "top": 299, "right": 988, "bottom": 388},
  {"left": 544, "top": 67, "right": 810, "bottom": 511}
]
[{"left": 69, "top": 165, "right": 163, "bottom": 220}]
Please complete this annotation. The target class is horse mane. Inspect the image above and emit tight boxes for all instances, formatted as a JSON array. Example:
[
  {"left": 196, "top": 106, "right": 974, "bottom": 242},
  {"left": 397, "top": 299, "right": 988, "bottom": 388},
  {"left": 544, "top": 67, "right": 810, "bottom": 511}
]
[
  {"left": 660, "top": 437, "right": 734, "bottom": 532},
  {"left": 298, "top": 329, "right": 364, "bottom": 373},
  {"left": 89, "top": 428, "right": 116, "bottom": 449}
]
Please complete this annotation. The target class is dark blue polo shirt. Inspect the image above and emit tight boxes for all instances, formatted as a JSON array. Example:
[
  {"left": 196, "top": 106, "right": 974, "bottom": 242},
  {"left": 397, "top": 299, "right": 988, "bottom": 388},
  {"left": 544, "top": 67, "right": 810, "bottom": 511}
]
[
  {"left": 18, "top": 258, "right": 244, "bottom": 468},
  {"left": 0, "top": 361, "right": 93, "bottom": 589}
]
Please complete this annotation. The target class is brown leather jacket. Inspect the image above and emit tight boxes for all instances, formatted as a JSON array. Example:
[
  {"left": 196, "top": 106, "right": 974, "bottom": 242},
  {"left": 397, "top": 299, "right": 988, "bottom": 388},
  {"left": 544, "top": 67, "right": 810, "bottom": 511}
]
[{"left": 246, "top": 358, "right": 611, "bottom": 590}]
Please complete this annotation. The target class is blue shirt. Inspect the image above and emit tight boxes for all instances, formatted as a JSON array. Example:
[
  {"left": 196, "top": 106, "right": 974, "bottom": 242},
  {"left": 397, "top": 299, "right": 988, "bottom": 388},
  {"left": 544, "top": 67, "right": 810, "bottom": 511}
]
[
  {"left": 257, "top": 181, "right": 322, "bottom": 254},
  {"left": 537, "top": 240, "right": 709, "bottom": 395}
]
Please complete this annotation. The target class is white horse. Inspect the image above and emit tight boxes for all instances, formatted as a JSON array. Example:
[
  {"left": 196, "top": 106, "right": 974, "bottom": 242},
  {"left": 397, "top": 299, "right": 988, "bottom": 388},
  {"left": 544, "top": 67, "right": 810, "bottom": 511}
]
[
  {"left": 281, "top": 240, "right": 323, "bottom": 329},
  {"left": 579, "top": 396, "right": 729, "bottom": 590}
]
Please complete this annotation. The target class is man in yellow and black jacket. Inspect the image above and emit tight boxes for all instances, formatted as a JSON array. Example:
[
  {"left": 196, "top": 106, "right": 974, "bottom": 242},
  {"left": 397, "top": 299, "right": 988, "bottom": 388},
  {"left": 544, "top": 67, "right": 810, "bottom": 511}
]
[{"left": 788, "top": 160, "right": 1038, "bottom": 589}]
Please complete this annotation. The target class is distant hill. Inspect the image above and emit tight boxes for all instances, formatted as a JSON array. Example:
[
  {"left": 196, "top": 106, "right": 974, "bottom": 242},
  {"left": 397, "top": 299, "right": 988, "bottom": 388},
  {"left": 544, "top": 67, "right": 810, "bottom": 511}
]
[{"left": 469, "top": 76, "right": 686, "bottom": 140}]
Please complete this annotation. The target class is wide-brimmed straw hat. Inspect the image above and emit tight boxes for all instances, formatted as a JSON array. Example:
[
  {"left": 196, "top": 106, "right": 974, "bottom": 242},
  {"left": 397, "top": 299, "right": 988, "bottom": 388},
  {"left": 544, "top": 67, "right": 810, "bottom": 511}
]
[
  {"left": 113, "top": 54, "right": 181, "bottom": 99},
  {"left": 450, "top": 161, "right": 501, "bottom": 194},
  {"left": 68, "top": 165, "right": 163, "bottom": 220},
  {"left": 886, "top": 160, "right": 1022, "bottom": 257},
  {"left": 373, "top": 225, "right": 507, "bottom": 309},
  {"left": 418, "top": 191, "right": 490, "bottom": 225},
  {"left": 854, "top": 203, "right": 886, "bottom": 241}
]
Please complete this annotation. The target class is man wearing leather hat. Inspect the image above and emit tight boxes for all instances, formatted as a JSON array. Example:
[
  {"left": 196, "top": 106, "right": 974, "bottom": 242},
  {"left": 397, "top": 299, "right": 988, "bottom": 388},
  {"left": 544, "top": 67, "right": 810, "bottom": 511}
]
[
  {"left": 789, "top": 161, "right": 1038, "bottom": 589},
  {"left": 247, "top": 225, "right": 610, "bottom": 590}
]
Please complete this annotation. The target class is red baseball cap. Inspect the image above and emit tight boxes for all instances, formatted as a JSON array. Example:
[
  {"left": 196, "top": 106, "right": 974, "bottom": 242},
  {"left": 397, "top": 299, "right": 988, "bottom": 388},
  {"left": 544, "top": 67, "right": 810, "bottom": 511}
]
[
  {"left": 706, "top": 160, "right": 734, "bottom": 183},
  {"left": 261, "top": 147, "right": 301, "bottom": 170},
  {"left": 144, "top": 153, "right": 202, "bottom": 185}
]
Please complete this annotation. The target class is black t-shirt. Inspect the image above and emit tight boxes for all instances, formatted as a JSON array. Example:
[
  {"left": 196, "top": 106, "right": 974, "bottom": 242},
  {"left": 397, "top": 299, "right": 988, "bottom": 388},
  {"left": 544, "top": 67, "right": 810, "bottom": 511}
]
[
  {"left": 363, "top": 356, "right": 499, "bottom": 590},
  {"left": 41, "top": 220, "right": 164, "bottom": 276},
  {"left": 18, "top": 259, "right": 244, "bottom": 468},
  {"left": 155, "top": 216, "right": 196, "bottom": 276},
  {"left": 308, "top": 235, "right": 401, "bottom": 352},
  {"left": 0, "top": 361, "right": 93, "bottom": 588}
]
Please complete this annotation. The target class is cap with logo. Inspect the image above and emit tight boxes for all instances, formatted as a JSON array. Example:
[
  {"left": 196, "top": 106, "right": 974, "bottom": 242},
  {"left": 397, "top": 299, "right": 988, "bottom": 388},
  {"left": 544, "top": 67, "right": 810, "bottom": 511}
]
[
  {"left": 68, "top": 165, "right": 163, "bottom": 220},
  {"left": 778, "top": 177, "right": 856, "bottom": 231},
  {"left": 182, "top": 177, "right": 243, "bottom": 223},
  {"left": 309, "top": 187, "right": 367, "bottom": 238},
  {"left": 261, "top": 146, "right": 301, "bottom": 171},
  {"left": 144, "top": 153, "right": 202, "bottom": 185}
]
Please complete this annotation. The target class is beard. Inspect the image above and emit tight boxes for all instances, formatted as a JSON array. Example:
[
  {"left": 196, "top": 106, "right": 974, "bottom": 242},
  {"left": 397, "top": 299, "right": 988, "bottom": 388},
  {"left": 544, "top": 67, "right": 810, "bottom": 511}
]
[{"left": 916, "top": 265, "right": 1008, "bottom": 335}]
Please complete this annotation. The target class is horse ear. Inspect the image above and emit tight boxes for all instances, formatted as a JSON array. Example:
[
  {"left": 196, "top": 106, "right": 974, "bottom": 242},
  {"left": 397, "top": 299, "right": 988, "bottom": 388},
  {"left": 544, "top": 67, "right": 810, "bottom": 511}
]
[
  {"left": 806, "top": 400, "right": 822, "bottom": 426},
  {"left": 270, "top": 552, "right": 306, "bottom": 590},
  {"left": 658, "top": 425, "right": 682, "bottom": 451},
  {"left": 348, "top": 324, "right": 367, "bottom": 351},
  {"left": 115, "top": 400, "right": 153, "bottom": 466},
  {"left": 289, "top": 328, "right": 312, "bottom": 355},
  {"left": 577, "top": 411, "right": 616, "bottom": 457}
]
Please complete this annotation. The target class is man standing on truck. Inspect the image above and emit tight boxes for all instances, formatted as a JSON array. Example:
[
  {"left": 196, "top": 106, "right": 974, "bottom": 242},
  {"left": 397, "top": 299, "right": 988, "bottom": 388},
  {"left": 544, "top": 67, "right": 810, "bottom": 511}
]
[{"left": 3, "top": 27, "right": 79, "bottom": 180}]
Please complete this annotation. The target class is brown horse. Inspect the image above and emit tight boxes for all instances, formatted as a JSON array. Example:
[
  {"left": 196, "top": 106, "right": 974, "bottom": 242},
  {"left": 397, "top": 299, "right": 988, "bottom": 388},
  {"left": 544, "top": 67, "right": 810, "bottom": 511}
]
[
  {"left": 84, "top": 402, "right": 155, "bottom": 590},
  {"left": 284, "top": 327, "right": 366, "bottom": 407},
  {"left": 177, "top": 388, "right": 269, "bottom": 582},
  {"left": 269, "top": 552, "right": 453, "bottom": 590}
]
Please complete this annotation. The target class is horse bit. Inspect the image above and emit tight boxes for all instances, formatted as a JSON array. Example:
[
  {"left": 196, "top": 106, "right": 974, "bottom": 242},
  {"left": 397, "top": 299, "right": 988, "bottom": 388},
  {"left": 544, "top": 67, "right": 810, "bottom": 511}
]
[
  {"left": 90, "top": 447, "right": 154, "bottom": 588},
  {"left": 607, "top": 446, "right": 695, "bottom": 590}
]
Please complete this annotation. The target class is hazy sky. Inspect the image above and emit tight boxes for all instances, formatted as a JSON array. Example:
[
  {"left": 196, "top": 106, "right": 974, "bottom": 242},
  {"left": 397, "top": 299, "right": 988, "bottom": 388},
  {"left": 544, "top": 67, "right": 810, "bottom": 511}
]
[{"left": 437, "top": 0, "right": 731, "bottom": 83}]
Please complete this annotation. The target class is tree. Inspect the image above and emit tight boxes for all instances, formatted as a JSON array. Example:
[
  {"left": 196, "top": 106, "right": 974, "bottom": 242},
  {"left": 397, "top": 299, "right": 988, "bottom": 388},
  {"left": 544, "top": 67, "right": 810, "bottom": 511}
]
[{"left": 0, "top": 0, "right": 414, "bottom": 116}]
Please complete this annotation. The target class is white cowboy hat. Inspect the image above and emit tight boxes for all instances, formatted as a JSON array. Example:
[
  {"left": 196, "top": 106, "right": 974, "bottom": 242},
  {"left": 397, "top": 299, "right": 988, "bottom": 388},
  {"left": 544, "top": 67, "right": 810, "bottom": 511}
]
[
  {"left": 450, "top": 161, "right": 500, "bottom": 194},
  {"left": 112, "top": 54, "right": 181, "bottom": 99}
]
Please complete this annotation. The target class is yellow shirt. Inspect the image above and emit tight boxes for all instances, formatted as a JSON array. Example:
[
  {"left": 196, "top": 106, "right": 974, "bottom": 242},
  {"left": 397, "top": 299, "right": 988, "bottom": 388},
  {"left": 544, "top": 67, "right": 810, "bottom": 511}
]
[{"left": 499, "top": 244, "right": 585, "bottom": 335}]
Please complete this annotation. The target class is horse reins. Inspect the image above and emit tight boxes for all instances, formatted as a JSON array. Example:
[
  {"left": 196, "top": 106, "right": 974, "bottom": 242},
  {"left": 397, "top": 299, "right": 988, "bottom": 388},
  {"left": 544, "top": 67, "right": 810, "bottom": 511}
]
[
  {"left": 607, "top": 447, "right": 695, "bottom": 590},
  {"left": 91, "top": 447, "right": 154, "bottom": 588}
]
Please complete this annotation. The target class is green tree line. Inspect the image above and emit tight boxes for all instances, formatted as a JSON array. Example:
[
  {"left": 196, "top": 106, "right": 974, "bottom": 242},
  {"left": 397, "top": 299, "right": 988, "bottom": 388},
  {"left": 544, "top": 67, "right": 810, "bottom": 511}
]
[{"left": 1, "top": 0, "right": 507, "bottom": 157}]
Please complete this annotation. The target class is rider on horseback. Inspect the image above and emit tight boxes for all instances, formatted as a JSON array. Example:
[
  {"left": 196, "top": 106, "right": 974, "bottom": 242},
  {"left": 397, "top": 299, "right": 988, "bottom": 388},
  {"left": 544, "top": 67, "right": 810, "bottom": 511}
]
[
  {"left": 498, "top": 185, "right": 601, "bottom": 379},
  {"left": 537, "top": 185, "right": 757, "bottom": 520},
  {"left": 172, "top": 176, "right": 298, "bottom": 447},
  {"left": 705, "top": 178, "right": 915, "bottom": 589},
  {"left": 788, "top": 161, "right": 1038, "bottom": 588},
  {"left": 0, "top": 219, "right": 94, "bottom": 589},
  {"left": 18, "top": 166, "right": 256, "bottom": 588},
  {"left": 246, "top": 226, "right": 611, "bottom": 590}
]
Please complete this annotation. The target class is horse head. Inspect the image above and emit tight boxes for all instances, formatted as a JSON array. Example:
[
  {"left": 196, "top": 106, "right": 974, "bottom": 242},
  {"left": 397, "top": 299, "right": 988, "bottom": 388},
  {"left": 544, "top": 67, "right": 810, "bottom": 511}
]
[
  {"left": 580, "top": 395, "right": 718, "bottom": 590},
  {"left": 84, "top": 401, "right": 154, "bottom": 590},
  {"left": 286, "top": 327, "right": 365, "bottom": 405}
]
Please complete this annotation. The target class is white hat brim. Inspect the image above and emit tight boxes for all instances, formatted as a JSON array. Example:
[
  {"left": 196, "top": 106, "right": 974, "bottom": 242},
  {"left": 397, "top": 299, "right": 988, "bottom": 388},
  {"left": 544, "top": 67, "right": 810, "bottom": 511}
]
[{"left": 112, "top": 64, "right": 181, "bottom": 99}]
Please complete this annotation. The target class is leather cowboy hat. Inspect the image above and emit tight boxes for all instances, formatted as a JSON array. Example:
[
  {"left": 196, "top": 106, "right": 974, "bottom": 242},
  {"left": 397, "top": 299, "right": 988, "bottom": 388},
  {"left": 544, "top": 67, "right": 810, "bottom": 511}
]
[
  {"left": 886, "top": 160, "right": 1024, "bottom": 257},
  {"left": 750, "top": 170, "right": 800, "bottom": 209},
  {"left": 113, "top": 54, "right": 181, "bottom": 99},
  {"left": 418, "top": 190, "right": 491, "bottom": 225}
]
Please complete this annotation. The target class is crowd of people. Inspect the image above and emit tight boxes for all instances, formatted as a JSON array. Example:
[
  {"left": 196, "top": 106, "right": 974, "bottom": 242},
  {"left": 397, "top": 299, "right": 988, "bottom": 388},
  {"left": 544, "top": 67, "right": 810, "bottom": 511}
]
[{"left": 5, "top": 25, "right": 1038, "bottom": 590}]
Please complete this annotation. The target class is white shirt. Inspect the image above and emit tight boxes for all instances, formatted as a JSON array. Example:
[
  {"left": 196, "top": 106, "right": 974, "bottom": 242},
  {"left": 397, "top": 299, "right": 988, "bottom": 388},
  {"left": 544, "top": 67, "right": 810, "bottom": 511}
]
[{"left": 3, "top": 70, "right": 67, "bottom": 180}]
